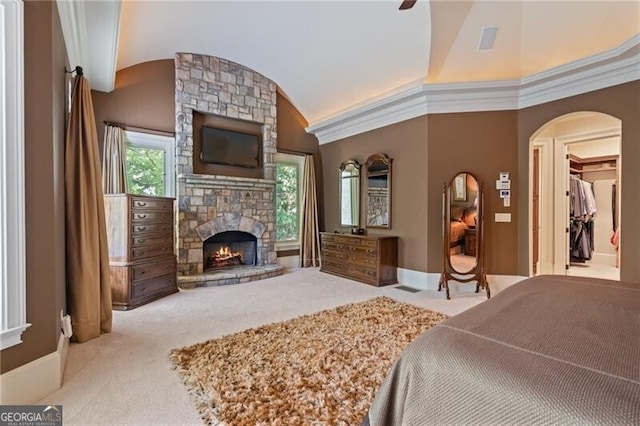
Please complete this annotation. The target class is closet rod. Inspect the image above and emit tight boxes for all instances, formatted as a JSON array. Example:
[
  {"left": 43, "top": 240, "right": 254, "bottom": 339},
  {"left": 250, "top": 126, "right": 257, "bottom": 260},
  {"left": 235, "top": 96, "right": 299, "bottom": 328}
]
[{"left": 103, "top": 121, "right": 175, "bottom": 137}]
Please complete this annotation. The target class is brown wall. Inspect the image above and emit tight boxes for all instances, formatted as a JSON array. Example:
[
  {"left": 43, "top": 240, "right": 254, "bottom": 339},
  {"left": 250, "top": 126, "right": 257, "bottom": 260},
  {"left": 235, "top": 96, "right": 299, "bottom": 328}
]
[
  {"left": 92, "top": 59, "right": 176, "bottom": 151},
  {"left": 427, "top": 111, "right": 518, "bottom": 274},
  {"left": 276, "top": 93, "right": 324, "bottom": 230},
  {"left": 320, "top": 117, "right": 429, "bottom": 271},
  {"left": 517, "top": 81, "right": 640, "bottom": 282},
  {"left": 1, "top": 0, "right": 68, "bottom": 373}
]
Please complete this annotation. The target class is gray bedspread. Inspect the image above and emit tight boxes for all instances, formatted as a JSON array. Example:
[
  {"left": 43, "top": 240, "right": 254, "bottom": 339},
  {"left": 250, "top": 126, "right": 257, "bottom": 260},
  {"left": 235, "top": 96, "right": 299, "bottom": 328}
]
[{"left": 365, "top": 275, "right": 640, "bottom": 425}]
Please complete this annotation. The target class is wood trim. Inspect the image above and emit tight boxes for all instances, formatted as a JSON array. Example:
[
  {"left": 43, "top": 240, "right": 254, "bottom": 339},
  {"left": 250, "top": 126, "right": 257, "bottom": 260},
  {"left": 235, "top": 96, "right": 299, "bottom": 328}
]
[
  {"left": 192, "top": 111, "right": 264, "bottom": 179},
  {"left": 277, "top": 249, "right": 298, "bottom": 257}
]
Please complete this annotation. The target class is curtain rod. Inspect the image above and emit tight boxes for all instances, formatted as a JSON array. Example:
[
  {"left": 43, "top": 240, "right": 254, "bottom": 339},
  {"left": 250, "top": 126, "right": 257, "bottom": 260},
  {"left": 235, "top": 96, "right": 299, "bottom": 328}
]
[
  {"left": 103, "top": 121, "right": 174, "bottom": 137},
  {"left": 277, "top": 148, "right": 314, "bottom": 156}
]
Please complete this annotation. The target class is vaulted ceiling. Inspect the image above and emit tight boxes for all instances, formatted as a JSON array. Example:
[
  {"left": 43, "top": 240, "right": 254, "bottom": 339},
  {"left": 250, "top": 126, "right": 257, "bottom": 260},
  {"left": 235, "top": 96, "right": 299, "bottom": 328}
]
[{"left": 58, "top": 0, "right": 639, "bottom": 127}]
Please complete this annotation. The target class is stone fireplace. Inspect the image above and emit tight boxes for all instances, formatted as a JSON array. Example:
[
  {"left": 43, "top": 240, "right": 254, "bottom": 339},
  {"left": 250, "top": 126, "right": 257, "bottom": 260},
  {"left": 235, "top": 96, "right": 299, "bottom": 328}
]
[{"left": 174, "top": 53, "right": 284, "bottom": 287}]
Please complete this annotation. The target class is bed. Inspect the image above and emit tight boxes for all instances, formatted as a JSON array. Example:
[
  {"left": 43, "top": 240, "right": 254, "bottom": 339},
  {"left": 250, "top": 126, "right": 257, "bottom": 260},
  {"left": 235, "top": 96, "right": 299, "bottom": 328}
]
[
  {"left": 363, "top": 275, "right": 640, "bottom": 425},
  {"left": 449, "top": 220, "right": 468, "bottom": 248},
  {"left": 449, "top": 205, "right": 474, "bottom": 250}
]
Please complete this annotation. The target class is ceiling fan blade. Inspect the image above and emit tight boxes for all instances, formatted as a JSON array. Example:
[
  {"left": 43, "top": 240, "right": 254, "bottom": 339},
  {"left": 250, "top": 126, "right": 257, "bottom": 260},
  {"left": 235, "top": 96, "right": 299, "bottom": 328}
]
[{"left": 399, "top": 0, "right": 417, "bottom": 10}]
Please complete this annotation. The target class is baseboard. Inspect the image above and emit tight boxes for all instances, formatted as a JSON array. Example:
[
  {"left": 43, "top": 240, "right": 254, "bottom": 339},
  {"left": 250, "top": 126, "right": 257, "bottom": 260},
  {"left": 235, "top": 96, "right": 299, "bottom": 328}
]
[
  {"left": 277, "top": 255, "right": 299, "bottom": 269},
  {"left": 0, "top": 333, "right": 69, "bottom": 405},
  {"left": 397, "top": 267, "right": 528, "bottom": 294},
  {"left": 590, "top": 252, "right": 616, "bottom": 267}
]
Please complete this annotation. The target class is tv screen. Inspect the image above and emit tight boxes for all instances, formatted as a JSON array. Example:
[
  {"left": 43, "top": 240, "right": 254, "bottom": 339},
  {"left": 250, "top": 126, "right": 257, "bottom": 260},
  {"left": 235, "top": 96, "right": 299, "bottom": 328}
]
[{"left": 200, "top": 126, "right": 260, "bottom": 168}]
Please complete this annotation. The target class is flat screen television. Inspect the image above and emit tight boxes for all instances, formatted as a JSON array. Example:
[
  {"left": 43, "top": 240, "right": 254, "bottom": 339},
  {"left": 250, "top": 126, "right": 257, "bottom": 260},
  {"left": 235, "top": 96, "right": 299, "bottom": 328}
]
[{"left": 200, "top": 126, "right": 260, "bottom": 168}]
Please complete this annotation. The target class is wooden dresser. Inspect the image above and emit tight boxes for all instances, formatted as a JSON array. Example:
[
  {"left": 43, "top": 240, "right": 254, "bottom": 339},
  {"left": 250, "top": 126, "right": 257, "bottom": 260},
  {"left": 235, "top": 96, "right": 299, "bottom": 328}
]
[
  {"left": 320, "top": 232, "right": 398, "bottom": 286},
  {"left": 104, "top": 194, "right": 177, "bottom": 310},
  {"left": 464, "top": 227, "right": 477, "bottom": 257}
]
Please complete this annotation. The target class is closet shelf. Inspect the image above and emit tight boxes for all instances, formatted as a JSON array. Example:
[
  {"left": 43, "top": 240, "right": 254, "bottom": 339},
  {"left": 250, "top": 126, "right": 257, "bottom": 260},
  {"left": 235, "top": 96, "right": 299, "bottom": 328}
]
[{"left": 569, "top": 154, "right": 618, "bottom": 174}]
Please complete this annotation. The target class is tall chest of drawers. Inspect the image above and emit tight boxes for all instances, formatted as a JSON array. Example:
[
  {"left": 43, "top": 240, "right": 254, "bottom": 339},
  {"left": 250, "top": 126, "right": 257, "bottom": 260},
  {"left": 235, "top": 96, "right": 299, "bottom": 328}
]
[
  {"left": 104, "top": 194, "right": 177, "bottom": 310},
  {"left": 320, "top": 232, "right": 398, "bottom": 286}
]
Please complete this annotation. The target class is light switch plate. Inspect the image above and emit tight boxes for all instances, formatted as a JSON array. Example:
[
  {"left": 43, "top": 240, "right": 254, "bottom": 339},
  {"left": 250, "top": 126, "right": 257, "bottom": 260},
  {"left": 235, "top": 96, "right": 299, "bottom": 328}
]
[{"left": 495, "top": 213, "right": 511, "bottom": 222}]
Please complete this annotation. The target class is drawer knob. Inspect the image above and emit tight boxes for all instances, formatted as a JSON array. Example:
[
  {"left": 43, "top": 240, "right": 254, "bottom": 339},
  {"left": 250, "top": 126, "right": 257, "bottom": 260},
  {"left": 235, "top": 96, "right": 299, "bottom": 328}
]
[
  {"left": 137, "top": 214, "right": 147, "bottom": 219},
  {"left": 138, "top": 238, "right": 146, "bottom": 243},
  {"left": 137, "top": 202, "right": 147, "bottom": 207},
  {"left": 140, "top": 270, "right": 146, "bottom": 275},
  {"left": 137, "top": 226, "right": 146, "bottom": 231}
]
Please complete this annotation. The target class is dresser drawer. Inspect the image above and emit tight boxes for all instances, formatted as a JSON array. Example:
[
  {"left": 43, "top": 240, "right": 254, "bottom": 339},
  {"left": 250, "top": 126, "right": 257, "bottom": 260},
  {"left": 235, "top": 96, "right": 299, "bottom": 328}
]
[
  {"left": 131, "top": 210, "right": 173, "bottom": 223},
  {"left": 132, "top": 257, "right": 176, "bottom": 282},
  {"left": 131, "top": 274, "right": 176, "bottom": 300},
  {"left": 321, "top": 258, "right": 348, "bottom": 272},
  {"left": 347, "top": 263, "right": 377, "bottom": 280},
  {"left": 361, "top": 239, "right": 378, "bottom": 248},
  {"left": 328, "top": 234, "right": 362, "bottom": 246},
  {"left": 131, "top": 197, "right": 173, "bottom": 211},
  {"left": 322, "top": 247, "right": 376, "bottom": 266},
  {"left": 131, "top": 222, "right": 173, "bottom": 235},
  {"left": 132, "top": 233, "right": 174, "bottom": 248},
  {"left": 131, "top": 244, "right": 174, "bottom": 261},
  {"left": 321, "top": 247, "right": 348, "bottom": 261}
]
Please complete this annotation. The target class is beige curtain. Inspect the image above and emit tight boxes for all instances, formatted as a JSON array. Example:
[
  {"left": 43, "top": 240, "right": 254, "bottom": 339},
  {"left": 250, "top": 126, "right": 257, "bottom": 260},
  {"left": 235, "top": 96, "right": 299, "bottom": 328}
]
[
  {"left": 65, "top": 74, "right": 112, "bottom": 343},
  {"left": 300, "top": 155, "right": 321, "bottom": 267},
  {"left": 102, "top": 125, "right": 128, "bottom": 193}
]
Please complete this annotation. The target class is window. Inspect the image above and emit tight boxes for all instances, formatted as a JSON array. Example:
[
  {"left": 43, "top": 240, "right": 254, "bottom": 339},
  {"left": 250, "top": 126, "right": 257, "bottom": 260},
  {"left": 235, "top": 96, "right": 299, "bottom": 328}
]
[
  {"left": 1, "top": 0, "right": 30, "bottom": 350},
  {"left": 275, "top": 153, "right": 304, "bottom": 248},
  {"left": 124, "top": 131, "right": 175, "bottom": 197}
]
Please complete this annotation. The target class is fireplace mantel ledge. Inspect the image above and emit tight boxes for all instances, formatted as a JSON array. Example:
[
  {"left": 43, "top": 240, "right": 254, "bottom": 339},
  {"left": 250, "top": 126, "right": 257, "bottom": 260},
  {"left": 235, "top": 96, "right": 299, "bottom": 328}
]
[{"left": 179, "top": 173, "right": 276, "bottom": 188}]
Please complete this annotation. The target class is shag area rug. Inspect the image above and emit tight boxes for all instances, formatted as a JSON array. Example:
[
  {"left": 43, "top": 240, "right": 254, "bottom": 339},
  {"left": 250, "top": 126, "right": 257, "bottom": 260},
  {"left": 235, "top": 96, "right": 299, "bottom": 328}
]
[{"left": 169, "top": 296, "right": 448, "bottom": 425}]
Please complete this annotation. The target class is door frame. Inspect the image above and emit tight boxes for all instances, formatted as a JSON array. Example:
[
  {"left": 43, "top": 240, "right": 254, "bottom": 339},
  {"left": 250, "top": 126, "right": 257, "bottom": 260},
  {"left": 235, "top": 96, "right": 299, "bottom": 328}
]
[
  {"left": 529, "top": 138, "right": 554, "bottom": 276},
  {"left": 530, "top": 125, "right": 621, "bottom": 277},
  {"left": 555, "top": 127, "right": 621, "bottom": 273}
]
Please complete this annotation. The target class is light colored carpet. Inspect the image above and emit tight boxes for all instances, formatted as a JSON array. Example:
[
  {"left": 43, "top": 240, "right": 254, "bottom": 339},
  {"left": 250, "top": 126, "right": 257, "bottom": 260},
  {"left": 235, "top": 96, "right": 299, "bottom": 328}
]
[
  {"left": 38, "top": 268, "right": 486, "bottom": 425},
  {"left": 169, "top": 297, "right": 447, "bottom": 425}
]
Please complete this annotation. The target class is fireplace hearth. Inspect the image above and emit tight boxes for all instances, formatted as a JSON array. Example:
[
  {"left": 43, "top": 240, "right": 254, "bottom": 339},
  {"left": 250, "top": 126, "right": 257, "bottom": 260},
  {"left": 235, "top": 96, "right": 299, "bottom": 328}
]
[{"left": 203, "top": 231, "right": 257, "bottom": 272}]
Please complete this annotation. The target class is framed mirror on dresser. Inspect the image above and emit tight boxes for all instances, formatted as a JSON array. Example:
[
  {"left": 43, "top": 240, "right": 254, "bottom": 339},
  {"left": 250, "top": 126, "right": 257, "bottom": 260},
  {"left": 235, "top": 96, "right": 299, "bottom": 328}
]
[
  {"left": 439, "top": 171, "right": 490, "bottom": 300},
  {"left": 339, "top": 160, "right": 361, "bottom": 228},
  {"left": 365, "top": 153, "right": 392, "bottom": 229}
]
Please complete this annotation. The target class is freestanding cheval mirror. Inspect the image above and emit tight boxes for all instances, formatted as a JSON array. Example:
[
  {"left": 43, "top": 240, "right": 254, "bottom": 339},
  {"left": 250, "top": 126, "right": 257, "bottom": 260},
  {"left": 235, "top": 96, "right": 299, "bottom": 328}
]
[{"left": 438, "top": 171, "right": 490, "bottom": 299}]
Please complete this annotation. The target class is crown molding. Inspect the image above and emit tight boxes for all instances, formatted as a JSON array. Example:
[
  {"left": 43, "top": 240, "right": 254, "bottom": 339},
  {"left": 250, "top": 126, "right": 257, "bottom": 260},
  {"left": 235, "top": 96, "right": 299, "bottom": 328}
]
[
  {"left": 308, "top": 35, "right": 640, "bottom": 145},
  {"left": 518, "top": 34, "right": 640, "bottom": 109},
  {"left": 306, "top": 84, "right": 429, "bottom": 145},
  {"left": 56, "top": 0, "right": 121, "bottom": 92}
]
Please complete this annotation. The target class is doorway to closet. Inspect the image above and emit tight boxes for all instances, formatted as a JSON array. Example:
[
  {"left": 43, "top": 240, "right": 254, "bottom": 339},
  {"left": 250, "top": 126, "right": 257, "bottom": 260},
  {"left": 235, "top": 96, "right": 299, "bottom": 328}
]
[{"left": 529, "top": 112, "right": 621, "bottom": 281}]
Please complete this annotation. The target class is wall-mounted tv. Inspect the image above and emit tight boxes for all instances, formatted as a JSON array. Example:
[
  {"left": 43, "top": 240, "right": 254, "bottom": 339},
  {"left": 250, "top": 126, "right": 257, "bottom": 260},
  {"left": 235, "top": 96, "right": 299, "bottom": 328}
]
[{"left": 200, "top": 126, "right": 260, "bottom": 168}]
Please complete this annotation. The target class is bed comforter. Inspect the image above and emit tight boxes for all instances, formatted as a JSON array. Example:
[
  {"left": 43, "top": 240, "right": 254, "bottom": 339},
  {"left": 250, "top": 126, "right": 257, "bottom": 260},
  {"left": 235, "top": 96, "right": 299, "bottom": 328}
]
[{"left": 364, "top": 275, "right": 640, "bottom": 425}]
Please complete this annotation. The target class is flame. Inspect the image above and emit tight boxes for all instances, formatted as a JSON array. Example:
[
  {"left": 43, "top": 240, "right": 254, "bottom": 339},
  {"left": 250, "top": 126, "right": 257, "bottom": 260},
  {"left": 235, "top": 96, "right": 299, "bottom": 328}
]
[{"left": 215, "top": 246, "right": 241, "bottom": 261}]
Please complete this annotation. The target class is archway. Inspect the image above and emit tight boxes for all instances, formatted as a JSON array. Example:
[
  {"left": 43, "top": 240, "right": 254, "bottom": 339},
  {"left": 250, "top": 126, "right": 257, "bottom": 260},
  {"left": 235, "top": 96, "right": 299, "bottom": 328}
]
[{"left": 529, "top": 111, "right": 621, "bottom": 279}]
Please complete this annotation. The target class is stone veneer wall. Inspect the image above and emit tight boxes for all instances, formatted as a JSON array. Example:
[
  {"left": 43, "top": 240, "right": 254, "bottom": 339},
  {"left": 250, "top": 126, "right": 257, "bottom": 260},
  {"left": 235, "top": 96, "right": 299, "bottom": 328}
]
[{"left": 175, "top": 53, "right": 278, "bottom": 276}]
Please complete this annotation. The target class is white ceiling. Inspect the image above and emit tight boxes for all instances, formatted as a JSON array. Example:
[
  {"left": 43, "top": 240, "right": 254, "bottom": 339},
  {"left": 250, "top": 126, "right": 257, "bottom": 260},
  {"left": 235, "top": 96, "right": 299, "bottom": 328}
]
[{"left": 61, "top": 0, "right": 640, "bottom": 127}]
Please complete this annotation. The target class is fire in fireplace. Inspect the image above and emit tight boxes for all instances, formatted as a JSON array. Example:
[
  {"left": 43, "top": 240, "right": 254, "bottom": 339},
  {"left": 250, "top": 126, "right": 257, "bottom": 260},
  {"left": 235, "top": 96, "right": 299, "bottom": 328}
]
[
  {"left": 203, "top": 230, "right": 257, "bottom": 272},
  {"left": 210, "top": 246, "right": 243, "bottom": 268}
]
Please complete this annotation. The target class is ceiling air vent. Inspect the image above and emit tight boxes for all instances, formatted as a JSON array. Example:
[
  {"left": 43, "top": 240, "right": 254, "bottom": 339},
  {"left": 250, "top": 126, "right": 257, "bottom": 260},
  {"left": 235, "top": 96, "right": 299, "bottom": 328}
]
[{"left": 478, "top": 26, "right": 499, "bottom": 51}]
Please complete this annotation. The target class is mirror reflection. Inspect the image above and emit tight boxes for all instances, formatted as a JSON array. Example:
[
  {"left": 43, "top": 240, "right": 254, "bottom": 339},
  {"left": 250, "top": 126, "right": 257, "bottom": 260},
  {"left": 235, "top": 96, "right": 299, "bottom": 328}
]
[
  {"left": 339, "top": 160, "right": 360, "bottom": 228},
  {"left": 448, "top": 173, "right": 479, "bottom": 273},
  {"left": 365, "top": 153, "right": 392, "bottom": 229}
]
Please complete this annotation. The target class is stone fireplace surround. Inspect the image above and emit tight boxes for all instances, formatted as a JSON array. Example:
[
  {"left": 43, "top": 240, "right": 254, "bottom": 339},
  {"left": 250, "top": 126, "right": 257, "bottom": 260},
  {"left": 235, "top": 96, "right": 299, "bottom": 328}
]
[{"left": 175, "top": 53, "right": 284, "bottom": 287}]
